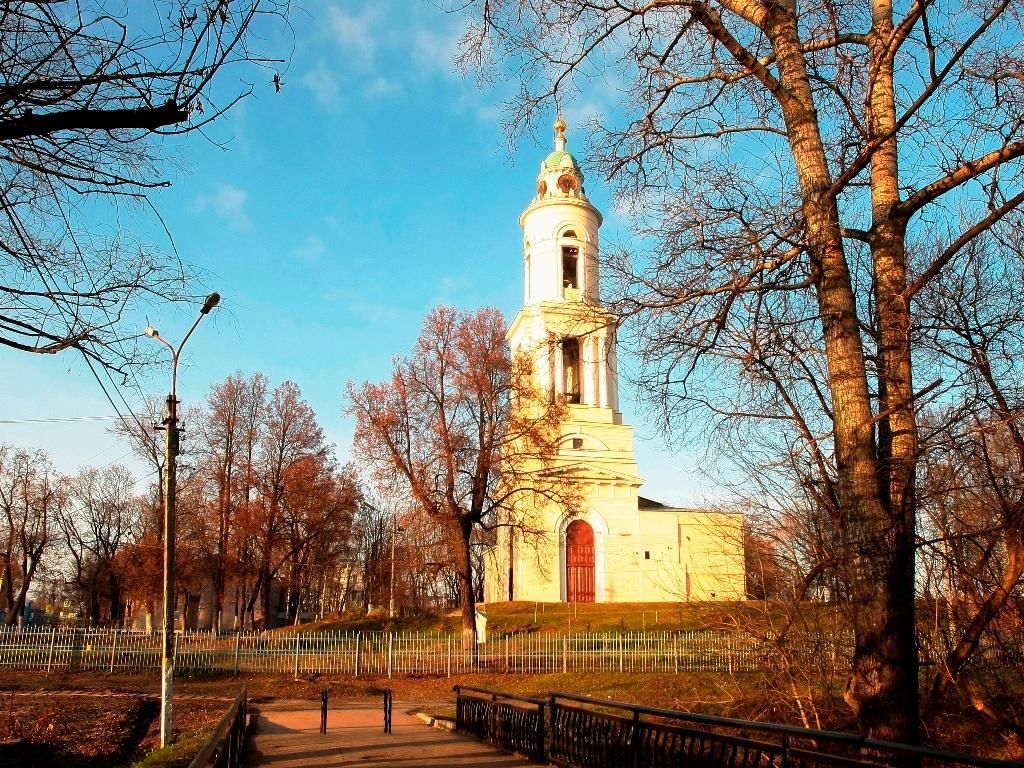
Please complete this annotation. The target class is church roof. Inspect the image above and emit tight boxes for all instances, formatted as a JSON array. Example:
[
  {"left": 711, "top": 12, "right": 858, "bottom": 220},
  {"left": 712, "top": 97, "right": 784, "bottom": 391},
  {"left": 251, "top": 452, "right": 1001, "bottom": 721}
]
[
  {"left": 638, "top": 496, "right": 667, "bottom": 508},
  {"left": 543, "top": 148, "right": 580, "bottom": 170}
]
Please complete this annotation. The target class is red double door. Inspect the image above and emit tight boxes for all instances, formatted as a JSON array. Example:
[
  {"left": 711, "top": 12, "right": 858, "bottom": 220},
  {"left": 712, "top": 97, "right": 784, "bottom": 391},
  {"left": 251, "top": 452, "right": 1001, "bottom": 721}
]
[{"left": 566, "top": 520, "right": 595, "bottom": 603}]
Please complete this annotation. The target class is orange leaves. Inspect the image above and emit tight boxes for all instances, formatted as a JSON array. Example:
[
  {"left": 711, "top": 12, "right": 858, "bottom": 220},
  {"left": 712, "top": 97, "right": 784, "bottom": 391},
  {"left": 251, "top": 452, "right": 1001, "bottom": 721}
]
[{"left": 347, "top": 306, "right": 515, "bottom": 522}]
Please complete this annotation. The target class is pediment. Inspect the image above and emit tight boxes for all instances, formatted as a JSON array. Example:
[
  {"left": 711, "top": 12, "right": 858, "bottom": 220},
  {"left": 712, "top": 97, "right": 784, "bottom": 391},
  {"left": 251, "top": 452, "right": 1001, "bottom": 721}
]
[{"left": 539, "top": 461, "right": 643, "bottom": 486}]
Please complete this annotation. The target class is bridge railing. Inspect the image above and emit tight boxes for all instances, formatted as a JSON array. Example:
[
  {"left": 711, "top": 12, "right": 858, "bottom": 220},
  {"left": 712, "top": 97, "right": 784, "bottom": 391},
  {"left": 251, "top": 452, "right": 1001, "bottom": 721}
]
[
  {"left": 454, "top": 685, "right": 547, "bottom": 764},
  {"left": 455, "top": 687, "right": 1021, "bottom": 768},
  {"left": 188, "top": 685, "right": 248, "bottom": 768}
]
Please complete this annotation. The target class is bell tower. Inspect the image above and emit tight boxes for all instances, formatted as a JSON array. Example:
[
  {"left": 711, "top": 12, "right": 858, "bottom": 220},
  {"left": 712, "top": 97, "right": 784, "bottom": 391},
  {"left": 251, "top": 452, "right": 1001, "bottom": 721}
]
[
  {"left": 489, "top": 116, "right": 744, "bottom": 607},
  {"left": 508, "top": 115, "right": 623, "bottom": 415},
  {"left": 502, "top": 117, "right": 643, "bottom": 604}
]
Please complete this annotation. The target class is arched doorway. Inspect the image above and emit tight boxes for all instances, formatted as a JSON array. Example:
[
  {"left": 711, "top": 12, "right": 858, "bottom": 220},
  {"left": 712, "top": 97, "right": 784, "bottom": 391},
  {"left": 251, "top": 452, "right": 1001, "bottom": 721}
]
[{"left": 565, "top": 520, "right": 595, "bottom": 603}]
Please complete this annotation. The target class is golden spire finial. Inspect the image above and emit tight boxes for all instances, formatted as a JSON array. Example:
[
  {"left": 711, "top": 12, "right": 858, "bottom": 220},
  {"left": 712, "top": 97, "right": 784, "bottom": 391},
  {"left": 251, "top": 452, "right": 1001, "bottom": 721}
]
[{"left": 554, "top": 111, "right": 567, "bottom": 151}]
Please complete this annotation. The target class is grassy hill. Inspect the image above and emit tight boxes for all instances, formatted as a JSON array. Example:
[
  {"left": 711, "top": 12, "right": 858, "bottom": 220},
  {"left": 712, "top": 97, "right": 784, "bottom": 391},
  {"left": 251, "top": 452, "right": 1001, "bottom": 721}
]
[{"left": 279, "top": 600, "right": 793, "bottom": 636}]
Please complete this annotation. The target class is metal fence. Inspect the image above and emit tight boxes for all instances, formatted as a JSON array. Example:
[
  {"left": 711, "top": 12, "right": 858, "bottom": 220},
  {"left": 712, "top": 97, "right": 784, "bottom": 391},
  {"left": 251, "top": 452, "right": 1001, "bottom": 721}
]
[
  {"left": 0, "top": 625, "right": 1015, "bottom": 677},
  {"left": 0, "top": 626, "right": 802, "bottom": 676}
]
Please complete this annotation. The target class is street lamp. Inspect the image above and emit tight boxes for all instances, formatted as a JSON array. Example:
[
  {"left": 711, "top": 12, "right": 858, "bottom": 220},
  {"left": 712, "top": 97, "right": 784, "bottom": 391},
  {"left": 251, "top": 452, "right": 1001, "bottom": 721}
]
[{"left": 144, "top": 291, "right": 219, "bottom": 748}]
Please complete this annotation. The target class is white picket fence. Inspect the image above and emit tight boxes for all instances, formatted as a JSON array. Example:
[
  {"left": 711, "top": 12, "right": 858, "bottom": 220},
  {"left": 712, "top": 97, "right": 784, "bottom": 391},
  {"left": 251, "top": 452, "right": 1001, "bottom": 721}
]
[{"left": 0, "top": 626, "right": 794, "bottom": 676}]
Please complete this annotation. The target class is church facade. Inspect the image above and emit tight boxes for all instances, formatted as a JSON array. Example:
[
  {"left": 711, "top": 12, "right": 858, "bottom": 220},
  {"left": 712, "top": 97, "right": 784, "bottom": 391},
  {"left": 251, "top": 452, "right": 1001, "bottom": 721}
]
[{"left": 484, "top": 118, "right": 745, "bottom": 604}]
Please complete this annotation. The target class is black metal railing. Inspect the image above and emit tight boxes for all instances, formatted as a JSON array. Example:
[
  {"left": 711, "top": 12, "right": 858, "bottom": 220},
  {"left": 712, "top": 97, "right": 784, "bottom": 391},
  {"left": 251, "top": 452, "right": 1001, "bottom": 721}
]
[
  {"left": 454, "top": 687, "right": 1022, "bottom": 768},
  {"left": 454, "top": 685, "right": 547, "bottom": 763},
  {"left": 188, "top": 686, "right": 248, "bottom": 768}
]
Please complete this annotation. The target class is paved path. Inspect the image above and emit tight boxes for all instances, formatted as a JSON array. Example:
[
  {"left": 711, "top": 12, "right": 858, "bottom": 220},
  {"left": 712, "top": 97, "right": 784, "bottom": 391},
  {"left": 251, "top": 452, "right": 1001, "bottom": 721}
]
[{"left": 244, "top": 701, "right": 535, "bottom": 767}]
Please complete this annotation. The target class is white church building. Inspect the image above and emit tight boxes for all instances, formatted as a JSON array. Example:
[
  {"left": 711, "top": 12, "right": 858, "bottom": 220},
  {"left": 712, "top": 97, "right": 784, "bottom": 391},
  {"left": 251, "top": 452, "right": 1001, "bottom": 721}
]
[{"left": 484, "top": 117, "right": 745, "bottom": 604}]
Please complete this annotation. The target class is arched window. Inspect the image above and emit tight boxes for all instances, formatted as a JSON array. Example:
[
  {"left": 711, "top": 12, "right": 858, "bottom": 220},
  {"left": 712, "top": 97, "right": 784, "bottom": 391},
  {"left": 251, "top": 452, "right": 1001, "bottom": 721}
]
[
  {"left": 562, "top": 246, "right": 579, "bottom": 292},
  {"left": 524, "top": 252, "right": 531, "bottom": 302}
]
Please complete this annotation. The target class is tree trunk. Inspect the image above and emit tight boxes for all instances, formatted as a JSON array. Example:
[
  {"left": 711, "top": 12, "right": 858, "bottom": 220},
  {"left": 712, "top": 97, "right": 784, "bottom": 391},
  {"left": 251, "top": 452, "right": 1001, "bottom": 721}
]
[
  {"left": 243, "top": 570, "right": 264, "bottom": 630},
  {"left": 765, "top": 6, "right": 918, "bottom": 741},
  {"left": 260, "top": 567, "right": 273, "bottom": 629},
  {"left": 452, "top": 518, "right": 476, "bottom": 650},
  {"left": 840, "top": 3, "right": 920, "bottom": 744}
]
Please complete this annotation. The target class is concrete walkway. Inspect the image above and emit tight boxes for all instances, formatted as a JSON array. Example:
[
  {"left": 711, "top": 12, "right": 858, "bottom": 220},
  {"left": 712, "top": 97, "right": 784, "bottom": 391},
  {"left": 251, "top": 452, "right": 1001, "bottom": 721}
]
[{"left": 244, "top": 701, "right": 535, "bottom": 767}]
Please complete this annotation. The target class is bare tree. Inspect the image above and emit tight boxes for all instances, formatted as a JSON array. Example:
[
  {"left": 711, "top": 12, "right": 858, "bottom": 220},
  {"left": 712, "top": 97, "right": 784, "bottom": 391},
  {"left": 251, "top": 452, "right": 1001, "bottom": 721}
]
[
  {"left": 0, "top": 0, "right": 288, "bottom": 372},
  {"left": 463, "top": 0, "right": 1024, "bottom": 741},
  {"left": 913, "top": 241, "right": 1024, "bottom": 731},
  {"left": 0, "top": 444, "right": 64, "bottom": 624},
  {"left": 349, "top": 494, "right": 394, "bottom": 614},
  {"left": 60, "top": 464, "right": 141, "bottom": 625}
]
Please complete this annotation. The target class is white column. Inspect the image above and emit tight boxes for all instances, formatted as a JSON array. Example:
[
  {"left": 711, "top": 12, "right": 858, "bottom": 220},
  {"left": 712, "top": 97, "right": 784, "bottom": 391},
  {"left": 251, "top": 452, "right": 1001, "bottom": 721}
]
[
  {"left": 589, "top": 335, "right": 598, "bottom": 409},
  {"left": 538, "top": 340, "right": 553, "bottom": 396},
  {"left": 554, "top": 342, "right": 564, "bottom": 398},
  {"left": 580, "top": 333, "right": 595, "bottom": 406},
  {"left": 596, "top": 332, "right": 608, "bottom": 409},
  {"left": 607, "top": 330, "right": 619, "bottom": 412}
]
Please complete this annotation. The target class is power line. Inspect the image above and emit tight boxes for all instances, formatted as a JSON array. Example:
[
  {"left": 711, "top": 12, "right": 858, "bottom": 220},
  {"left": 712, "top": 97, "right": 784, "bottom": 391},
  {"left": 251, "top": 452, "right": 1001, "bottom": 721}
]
[{"left": 0, "top": 415, "right": 118, "bottom": 424}]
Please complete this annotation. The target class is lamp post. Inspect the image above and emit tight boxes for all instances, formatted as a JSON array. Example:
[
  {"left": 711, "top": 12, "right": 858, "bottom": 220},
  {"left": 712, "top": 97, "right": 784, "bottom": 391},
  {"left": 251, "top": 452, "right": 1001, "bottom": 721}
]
[{"left": 144, "top": 291, "right": 220, "bottom": 748}]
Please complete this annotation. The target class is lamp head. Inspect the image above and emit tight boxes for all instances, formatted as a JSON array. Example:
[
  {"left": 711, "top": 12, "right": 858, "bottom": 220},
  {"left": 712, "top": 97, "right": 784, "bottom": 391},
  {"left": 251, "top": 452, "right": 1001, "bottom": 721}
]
[
  {"left": 200, "top": 292, "right": 221, "bottom": 315},
  {"left": 144, "top": 326, "right": 159, "bottom": 338}
]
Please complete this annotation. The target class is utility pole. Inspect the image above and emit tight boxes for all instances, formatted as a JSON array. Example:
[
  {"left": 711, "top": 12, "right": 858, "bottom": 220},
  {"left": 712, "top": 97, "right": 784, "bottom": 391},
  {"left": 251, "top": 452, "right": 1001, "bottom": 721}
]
[
  {"left": 159, "top": 391, "right": 178, "bottom": 748},
  {"left": 146, "top": 291, "right": 220, "bottom": 748}
]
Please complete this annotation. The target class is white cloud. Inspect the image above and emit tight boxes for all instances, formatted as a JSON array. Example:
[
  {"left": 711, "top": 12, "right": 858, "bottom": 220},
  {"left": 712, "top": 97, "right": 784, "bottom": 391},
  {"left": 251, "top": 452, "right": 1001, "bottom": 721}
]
[
  {"left": 293, "top": 234, "right": 326, "bottom": 262},
  {"left": 475, "top": 103, "right": 502, "bottom": 124},
  {"left": 326, "top": 7, "right": 379, "bottom": 68},
  {"left": 301, "top": 62, "right": 342, "bottom": 108},
  {"left": 364, "top": 77, "right": 403, "bottom": 100},
  {"left": 411, "top": 22, "right": 466, "bottom": 79},
  {"left": 191, "top": 183, "right": 250, "bottom": 231}
]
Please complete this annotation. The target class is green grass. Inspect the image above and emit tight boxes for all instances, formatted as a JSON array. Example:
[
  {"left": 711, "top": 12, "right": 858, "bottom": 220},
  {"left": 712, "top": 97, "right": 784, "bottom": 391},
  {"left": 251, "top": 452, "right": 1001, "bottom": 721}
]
[
  {"left": 282, "top": 600, "right": 827, "bottom": 636},
  {"left": 120, "top": 732, "right": 209, "bottom": 768}
]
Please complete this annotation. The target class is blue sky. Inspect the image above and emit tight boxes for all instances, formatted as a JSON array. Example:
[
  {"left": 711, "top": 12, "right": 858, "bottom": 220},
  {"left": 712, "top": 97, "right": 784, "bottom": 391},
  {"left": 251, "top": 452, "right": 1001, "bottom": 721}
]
[{"left": 0, "top": 1, "right": 715, "bottom": 506}]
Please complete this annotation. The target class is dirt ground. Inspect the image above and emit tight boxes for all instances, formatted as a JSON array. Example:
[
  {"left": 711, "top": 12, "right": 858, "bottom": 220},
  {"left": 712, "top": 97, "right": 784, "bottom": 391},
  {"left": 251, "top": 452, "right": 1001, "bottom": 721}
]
[
  {"left": 0, "top": 688, "right": 224, "bottom": 768},
  {"left": 0, "top": 669, "right": 1021, "bottom": 764}
]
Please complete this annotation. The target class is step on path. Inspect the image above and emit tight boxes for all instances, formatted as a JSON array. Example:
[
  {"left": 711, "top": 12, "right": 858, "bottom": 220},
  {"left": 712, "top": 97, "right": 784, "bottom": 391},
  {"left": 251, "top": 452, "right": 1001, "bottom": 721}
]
[{"left": 244, "top": 701, "right": 534, "bottom": 767}]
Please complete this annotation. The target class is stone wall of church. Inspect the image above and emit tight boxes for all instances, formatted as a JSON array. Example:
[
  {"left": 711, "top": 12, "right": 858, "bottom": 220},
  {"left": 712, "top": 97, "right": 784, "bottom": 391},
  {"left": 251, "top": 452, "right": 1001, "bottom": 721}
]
[
  {"left": 484, "top": 504, "right": 746, "bottom": 605},
  {"left": 634, "top": 510, "right": 746, "bottom": 601}
]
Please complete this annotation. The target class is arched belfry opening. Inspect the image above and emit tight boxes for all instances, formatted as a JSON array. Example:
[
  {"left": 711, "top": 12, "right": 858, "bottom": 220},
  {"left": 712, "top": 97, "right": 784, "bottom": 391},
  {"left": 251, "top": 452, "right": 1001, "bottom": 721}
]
[
  {"left": 565, "top": 519, "right": 595, "bottom": 603},
  {"left": 561, "top": 337, "right": 581, "bottom": 404},
  {"left": 562, "top": 245, "right": 579, "bottom": 293}
]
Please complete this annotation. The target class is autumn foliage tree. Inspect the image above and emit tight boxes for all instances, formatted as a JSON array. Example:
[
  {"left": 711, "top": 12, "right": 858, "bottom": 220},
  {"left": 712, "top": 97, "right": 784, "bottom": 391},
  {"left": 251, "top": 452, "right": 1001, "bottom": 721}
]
[
  {"left": 108, "top": 371, "right": 362, "bottom": 630},
  {"left": 464, "top": 0, "right": 1024, "bottom": 741},
  {"left": 189, "top": 374, "right": 359, "bottom": 629},
  {"left": 347, "top": 306, "right": 573, "bottom": 644}
]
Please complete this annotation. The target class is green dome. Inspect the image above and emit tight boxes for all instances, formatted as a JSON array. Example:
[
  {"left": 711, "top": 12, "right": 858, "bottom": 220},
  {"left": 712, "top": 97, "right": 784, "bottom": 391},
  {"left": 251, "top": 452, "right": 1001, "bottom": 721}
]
[{"left": 543, "top": 149, "right": 580, "bottom": 169}]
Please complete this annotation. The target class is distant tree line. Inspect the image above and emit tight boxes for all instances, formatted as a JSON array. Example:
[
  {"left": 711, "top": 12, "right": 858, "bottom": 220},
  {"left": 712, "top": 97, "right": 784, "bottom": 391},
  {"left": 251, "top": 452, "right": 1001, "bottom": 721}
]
[{"left": 0, "top": 371, "right": 470, "bottom": 630}]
